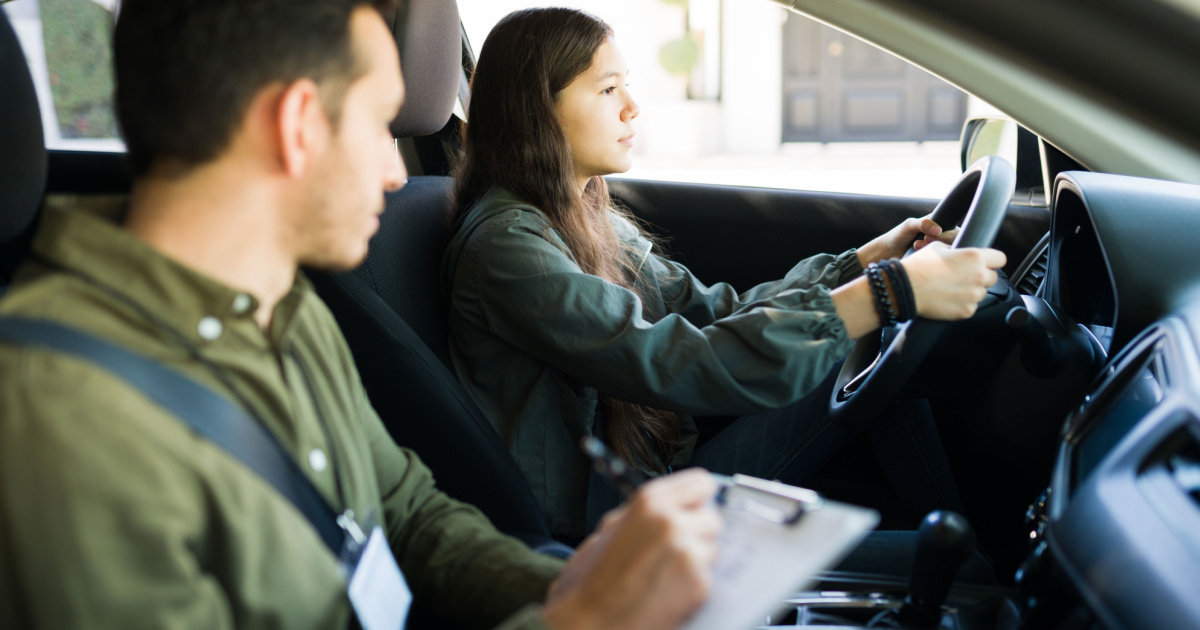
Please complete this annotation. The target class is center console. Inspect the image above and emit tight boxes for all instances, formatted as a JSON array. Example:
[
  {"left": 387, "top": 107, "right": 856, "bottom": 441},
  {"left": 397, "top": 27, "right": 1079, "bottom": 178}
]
[{"left": 761, "top": 314, "right": 1200, "bottom": 629}]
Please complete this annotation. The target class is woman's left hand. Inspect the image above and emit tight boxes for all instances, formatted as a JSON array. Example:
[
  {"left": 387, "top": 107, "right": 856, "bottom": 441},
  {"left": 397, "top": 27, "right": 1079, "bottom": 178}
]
[{"left": 857, "top": 214, "right": 958, "bottom": 266}]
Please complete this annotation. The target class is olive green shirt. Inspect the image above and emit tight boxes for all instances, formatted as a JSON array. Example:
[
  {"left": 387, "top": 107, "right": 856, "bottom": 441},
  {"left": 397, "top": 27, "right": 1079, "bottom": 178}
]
[
  {"left": 442, "top": 186, "right": 861, "bottom": 538},
  {"left": 0, "top": 198, "right": 562, "bottom": 629}
]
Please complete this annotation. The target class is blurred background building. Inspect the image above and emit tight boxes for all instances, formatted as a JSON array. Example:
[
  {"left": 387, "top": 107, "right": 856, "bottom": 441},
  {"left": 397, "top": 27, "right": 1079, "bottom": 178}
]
[{"left": 6, "top": 0, "right": 1001, "bottom": 198}]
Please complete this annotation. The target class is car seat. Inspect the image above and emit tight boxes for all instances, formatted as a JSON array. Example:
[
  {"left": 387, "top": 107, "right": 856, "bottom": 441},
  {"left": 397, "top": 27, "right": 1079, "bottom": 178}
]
[
  {"left": 304, "top": 0, "right": 568, "bottom": 556},
  {"left": 305, "top": 0, "right": 1009, "bottom": 593},
  {"left": 0, "top": 10, "right": 47, "bottom": 289}
]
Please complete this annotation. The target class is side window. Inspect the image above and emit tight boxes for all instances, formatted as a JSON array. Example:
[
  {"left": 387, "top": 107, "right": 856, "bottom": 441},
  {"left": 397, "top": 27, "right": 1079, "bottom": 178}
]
[
  {"left": 3, "top": 0, "right": 124, "bottom": 152},
  {"left": 457, "top": 0, "right": 1001, "bottom": 199}
]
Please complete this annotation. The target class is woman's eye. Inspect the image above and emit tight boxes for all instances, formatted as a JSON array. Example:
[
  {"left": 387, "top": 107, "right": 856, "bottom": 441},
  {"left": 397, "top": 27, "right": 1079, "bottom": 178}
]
[{"left": 603, "top": 86, "right": 616, "bottom": 95}]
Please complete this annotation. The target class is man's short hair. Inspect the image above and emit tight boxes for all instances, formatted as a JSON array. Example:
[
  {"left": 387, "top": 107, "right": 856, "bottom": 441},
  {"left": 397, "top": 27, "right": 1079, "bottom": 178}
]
[{"left": 114, "top": 0, "right": 397, "bottom": 177}]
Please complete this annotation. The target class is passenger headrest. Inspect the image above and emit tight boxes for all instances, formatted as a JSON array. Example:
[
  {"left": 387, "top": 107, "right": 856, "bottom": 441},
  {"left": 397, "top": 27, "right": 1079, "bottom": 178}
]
[
  {"left": 0, "top": 11, "right": 47, "bottom": 242},
  {"left": 387, "top": 0, "right": 461, "bottom": 139}
]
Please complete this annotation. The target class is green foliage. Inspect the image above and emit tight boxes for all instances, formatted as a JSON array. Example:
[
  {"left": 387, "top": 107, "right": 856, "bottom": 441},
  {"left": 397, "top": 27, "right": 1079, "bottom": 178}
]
[
  {"left": 40, "top": 0, "right": 117, "bottom": 139},
  {"left": 658, "top": 33, "right": 700, "bottom": 76}
]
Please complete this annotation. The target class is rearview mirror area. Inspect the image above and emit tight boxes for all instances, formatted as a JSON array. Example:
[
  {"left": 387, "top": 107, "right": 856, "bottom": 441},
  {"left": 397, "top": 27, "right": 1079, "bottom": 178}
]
[
  {"left": 961, "top": 117, "right": 1017, "bottom": 173},
  {"left": 961, "top": 116, "right": 1047, "bottom": 206}
]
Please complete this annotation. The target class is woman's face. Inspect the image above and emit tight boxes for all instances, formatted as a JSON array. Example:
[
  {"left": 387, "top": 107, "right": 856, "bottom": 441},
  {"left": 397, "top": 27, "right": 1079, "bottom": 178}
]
[{"left": 555, "top": 38, "right": 640, "bottom": 188}]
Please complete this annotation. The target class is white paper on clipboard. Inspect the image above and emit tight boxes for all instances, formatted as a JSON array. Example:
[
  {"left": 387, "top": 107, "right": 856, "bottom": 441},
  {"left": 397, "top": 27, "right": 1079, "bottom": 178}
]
[{"left": 680, "top": 475, "right": 879, "bottom": 630}]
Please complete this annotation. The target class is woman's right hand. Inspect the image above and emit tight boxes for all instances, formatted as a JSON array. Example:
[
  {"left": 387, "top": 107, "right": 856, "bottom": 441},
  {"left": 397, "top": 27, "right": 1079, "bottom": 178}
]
[{"left": 901, "top": 241, "right": 1007, "bottom": 320}]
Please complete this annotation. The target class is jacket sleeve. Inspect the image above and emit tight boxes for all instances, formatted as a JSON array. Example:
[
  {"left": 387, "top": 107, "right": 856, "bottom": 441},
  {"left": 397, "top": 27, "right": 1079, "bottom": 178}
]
[
  {"left": 361, "top": 395, "right": 563, "bottom": 629},
  {"left": 613, "top": 215, "right": 864, "bottom": 328},
  {"left": 461, "top": 212, "right": 858, "bottom": 416},
  {"left": 640, "top": 246, "right": 863, "bottom": 328}
]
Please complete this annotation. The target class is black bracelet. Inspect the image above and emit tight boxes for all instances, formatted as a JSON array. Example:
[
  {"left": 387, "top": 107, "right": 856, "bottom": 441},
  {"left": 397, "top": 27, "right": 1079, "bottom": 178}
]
[
  {"left": 880, "top": 258, "right": 917, "bottom": 322},
  {"left": 865, "top": 262, "right": 897, "bottom": 327},
  {"left": 879, "top": 261, "right": 910, "bottom": 323}
]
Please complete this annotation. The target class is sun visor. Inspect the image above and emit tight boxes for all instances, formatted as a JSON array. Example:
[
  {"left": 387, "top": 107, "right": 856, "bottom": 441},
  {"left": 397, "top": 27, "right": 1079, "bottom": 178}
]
[{"left": 388, "top": 0, "right": 461, "bottom": 139}]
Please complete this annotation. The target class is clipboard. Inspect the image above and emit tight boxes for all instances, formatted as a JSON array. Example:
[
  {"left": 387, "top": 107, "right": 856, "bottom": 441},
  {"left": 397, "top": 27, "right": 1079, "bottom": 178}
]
[{"left": 680, "top": 474, "right": 879, "bottom": 630}]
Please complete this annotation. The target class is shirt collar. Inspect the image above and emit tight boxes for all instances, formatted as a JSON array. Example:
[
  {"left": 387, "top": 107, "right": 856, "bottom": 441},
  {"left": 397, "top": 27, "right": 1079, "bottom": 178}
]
[{"left": 31, "top": 200, "right": 305, "bottom": 350}]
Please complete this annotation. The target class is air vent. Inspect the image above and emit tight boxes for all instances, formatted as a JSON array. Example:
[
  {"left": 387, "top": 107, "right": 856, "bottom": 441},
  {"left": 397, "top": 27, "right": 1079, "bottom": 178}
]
[
  {"left": 1011, "top": 232, "right": 1050, "bottom": 295},
  {"left": 1168, "top": 441, "right": 1200, "bottom": 506}
]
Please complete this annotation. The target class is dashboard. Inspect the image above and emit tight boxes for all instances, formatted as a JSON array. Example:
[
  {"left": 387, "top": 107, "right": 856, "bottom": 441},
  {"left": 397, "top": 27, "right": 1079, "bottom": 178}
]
[
  {"left": 1045, "top": 186, "right": 1117, "bottom": 352},
  {"left": 1020, "top": 172, "right": 1200, "bottom": 629}
]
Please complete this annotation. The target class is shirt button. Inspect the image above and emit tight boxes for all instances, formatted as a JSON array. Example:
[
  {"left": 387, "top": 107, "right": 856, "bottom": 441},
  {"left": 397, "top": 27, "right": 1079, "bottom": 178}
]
[
  {"left": 197, "top": 316, "right": 223, "bottom": 341},
  {"left": 231, "top": 293, "right": 253, "bottom": 315},
  {"left": 308, "top": 448, "right": 328, "bottom": 472}
]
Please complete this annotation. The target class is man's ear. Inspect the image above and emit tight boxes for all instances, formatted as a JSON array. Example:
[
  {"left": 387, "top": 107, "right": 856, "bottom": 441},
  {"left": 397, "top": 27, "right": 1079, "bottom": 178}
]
[{"left": 277, "top": 78, "right": 329, "bottom": 178}]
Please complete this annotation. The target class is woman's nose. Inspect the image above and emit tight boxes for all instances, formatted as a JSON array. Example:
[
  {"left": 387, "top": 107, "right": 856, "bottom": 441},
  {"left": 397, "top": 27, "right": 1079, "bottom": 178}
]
[{"left": 622, "top": 93, "right": 640, "bottom": 122}]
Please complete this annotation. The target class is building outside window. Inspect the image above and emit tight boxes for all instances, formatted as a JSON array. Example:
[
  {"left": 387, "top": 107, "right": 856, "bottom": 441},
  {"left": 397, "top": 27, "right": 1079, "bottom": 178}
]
[{"left": 4, "top": 0, "right": 124, "bottom": 152}]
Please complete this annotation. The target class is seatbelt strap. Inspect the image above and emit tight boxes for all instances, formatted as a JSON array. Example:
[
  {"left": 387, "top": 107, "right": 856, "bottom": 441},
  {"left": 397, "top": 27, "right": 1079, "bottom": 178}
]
[
  {"left": 0, "top": 316, "right": 346, "bottom": 555},
  {"left": 584, "top": 411, "right": 621, "bottom": 534}
]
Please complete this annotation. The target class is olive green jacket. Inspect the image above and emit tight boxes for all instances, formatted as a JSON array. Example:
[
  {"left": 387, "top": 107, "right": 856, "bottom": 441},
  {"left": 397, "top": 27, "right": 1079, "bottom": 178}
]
[
  {"left": 0, "top": 198, "right": 562, "bottom": 630},
  {"left": 441, "top": 186, "right": 861, "bottom": 538}
]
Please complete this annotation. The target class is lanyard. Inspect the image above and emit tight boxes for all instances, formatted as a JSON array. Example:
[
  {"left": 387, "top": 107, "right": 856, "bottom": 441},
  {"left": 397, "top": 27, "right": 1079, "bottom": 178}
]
[{"left": 289, "top": 346, "right": 349, "bottom": 510}]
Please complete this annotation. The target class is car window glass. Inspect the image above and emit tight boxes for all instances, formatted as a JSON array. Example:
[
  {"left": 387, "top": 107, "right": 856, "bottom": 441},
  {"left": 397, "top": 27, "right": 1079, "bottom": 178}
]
[
  {"left": 458, "top": 0, "right": 1008, "bottom": 199},
  {"left": 3, "top": 0, "right": 125, "bottom": 152}
]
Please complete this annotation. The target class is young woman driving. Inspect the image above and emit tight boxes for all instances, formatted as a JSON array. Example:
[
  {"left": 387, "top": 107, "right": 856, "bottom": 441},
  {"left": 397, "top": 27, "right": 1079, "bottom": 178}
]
[{"left": 442, "top": 8, "right": 1007, "bottom": 540}]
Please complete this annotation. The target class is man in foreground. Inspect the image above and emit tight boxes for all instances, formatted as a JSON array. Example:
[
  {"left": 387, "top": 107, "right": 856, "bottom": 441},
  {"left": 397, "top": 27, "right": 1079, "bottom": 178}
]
[{"left": 0, "top": 1, "right": 719, "bottom": 628}]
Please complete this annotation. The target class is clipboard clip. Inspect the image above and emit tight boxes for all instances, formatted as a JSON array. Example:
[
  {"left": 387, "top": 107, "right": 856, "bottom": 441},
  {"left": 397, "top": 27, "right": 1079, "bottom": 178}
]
[{"left": 715, "top": 474, "right": 824, "bottom": 526}]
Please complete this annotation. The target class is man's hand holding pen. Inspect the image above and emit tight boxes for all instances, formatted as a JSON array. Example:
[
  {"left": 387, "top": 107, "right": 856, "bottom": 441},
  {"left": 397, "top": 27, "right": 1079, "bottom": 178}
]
[{"left": 542, "top": 469, "right": 723, "bottom": 630}]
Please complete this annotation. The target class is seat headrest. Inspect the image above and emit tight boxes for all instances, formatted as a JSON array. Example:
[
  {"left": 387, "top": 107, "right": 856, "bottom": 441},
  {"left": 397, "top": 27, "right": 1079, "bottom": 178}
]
[
  {"left": 387, "top": 0, "right": 461, "bottom": 139},
  {"left": 0, "top": 11, "right": 47, "bottom": 242}
]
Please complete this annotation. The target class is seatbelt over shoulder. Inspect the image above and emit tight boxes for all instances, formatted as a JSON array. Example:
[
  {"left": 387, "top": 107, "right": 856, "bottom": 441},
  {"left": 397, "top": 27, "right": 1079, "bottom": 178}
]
[{"left": 0, "top": 316, "right": 347, "bottom": 555}]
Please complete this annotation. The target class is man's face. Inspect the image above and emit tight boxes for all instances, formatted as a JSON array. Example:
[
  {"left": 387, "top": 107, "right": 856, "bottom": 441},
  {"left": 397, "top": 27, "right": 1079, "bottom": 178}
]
[{"left": 295, "top": 7, "right": 406, "bottom": 271}]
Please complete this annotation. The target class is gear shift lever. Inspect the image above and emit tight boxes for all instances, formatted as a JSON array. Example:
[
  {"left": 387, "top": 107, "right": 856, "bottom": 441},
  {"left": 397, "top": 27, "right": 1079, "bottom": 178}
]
[{"left": 897, "top": 511, "right": 976, "bottom": 628}]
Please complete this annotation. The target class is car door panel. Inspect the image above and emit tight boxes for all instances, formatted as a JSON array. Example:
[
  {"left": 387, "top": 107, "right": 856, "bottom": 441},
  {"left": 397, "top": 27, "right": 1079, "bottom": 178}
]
[{"left": 609, "top": 178, "right": 1049, "bottom": 292}]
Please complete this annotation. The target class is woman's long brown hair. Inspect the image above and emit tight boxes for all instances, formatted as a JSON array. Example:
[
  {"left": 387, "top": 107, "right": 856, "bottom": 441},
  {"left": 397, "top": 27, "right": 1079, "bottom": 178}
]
[{"left": 452, "top": 7, "right": 681, "bottom": 471}]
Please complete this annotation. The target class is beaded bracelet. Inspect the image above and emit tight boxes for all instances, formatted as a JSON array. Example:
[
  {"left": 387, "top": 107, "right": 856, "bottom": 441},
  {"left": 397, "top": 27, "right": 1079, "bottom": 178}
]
[
  {"left": 865, "top": 262, "right": 897, "bottom": 327},
  {"left": 879, "top": 258, "right": 917, "bottom": 322}
]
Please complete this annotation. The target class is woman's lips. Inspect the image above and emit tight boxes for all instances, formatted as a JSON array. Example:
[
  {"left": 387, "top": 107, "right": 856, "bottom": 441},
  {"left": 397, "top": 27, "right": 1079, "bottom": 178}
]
[{"left": 619, "top": 133, "right": 636, "bottom": 147}]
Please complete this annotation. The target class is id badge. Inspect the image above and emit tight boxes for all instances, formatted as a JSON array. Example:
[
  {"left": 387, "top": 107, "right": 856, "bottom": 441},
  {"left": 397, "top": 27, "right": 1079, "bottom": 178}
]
[{"left": 338, "top": 510, "right": 411, "bottom": 630}]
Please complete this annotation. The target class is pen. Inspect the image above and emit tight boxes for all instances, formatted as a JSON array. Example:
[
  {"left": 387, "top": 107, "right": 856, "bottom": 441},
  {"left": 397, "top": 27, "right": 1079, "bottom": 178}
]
[{"left": 580, "top": 435, "right": 646, "bottom": 498}]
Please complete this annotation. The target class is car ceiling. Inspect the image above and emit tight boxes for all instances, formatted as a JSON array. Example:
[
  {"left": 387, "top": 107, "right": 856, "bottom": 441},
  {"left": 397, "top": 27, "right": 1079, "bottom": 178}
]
[{"left": 768, "top": 0, "right": 1200, "bottom": 186}]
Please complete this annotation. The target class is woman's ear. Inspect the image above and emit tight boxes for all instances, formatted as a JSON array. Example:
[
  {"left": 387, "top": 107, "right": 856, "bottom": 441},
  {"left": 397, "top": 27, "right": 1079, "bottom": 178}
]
[{"left": 276, "top": 78, "right": 329, "bottom": 179}]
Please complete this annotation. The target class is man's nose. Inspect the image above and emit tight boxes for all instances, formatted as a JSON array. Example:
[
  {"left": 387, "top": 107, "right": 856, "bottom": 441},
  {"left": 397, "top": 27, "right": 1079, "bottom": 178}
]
[{"left": 384, "top": 137, "right": 408, "bottom": 192}]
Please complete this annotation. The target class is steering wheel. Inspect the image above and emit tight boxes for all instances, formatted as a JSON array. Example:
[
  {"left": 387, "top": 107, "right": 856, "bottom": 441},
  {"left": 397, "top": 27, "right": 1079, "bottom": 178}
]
[{"left": 828, "top": 156, "right": 1016, "bottom": 430}]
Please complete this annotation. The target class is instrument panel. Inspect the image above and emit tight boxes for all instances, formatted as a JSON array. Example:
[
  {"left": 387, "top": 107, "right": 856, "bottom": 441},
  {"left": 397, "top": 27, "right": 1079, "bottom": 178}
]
[
  {"left": 1023, "top": 172, "right": 1200, "bottom": 628},
  {"left": 1042, "top": 315, "right": 1200, "bottom": 629}
]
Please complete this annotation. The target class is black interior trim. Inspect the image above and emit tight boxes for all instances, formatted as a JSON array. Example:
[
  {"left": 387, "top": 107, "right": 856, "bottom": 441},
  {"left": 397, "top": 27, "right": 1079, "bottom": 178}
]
[{"left": 46, "top": 151, "right": 132, "bottom": 194}]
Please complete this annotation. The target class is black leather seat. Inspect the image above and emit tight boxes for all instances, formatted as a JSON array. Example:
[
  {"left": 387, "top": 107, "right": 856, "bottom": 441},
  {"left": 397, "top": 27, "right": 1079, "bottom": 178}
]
[
  {"left": 0, "top": 11, "right": 48, "bottom": 285},
  {"left": 306, "top": 0, "right": 564, "bottom": 554}
]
